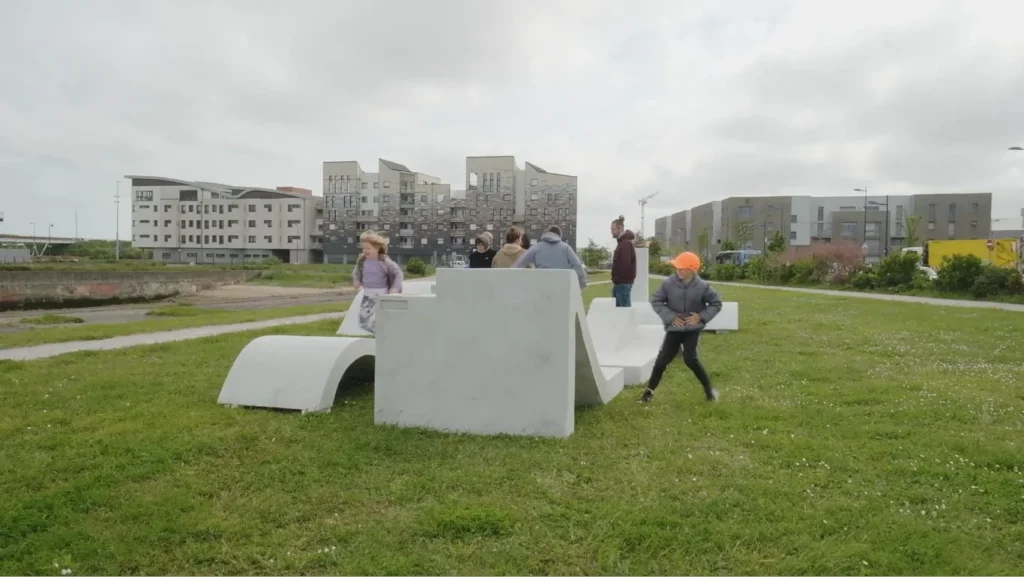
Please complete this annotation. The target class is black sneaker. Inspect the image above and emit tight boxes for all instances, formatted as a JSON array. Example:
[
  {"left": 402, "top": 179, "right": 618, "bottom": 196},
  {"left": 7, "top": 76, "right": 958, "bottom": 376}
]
[
  {"left": 704, "top": 385, "right": 720, "bottom": 402},
  {"left": 639, "top": 388, "right": 654, "bottom": 403}
]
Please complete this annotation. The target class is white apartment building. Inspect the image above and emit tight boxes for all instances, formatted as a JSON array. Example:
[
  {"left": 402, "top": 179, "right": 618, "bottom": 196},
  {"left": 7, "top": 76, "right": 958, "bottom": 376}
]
[{"left": 126, "top": 175, "right": 323, "bottom": 264}]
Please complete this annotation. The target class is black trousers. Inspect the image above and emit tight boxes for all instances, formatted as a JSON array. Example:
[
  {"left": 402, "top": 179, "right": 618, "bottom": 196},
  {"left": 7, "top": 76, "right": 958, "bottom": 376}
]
[{"left": 647, "top": 330, "right": 712, "bottom": 391}]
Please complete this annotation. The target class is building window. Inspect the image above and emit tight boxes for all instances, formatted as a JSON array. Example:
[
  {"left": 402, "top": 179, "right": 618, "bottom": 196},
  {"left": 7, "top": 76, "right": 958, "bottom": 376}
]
[
  {"left": 373, "top": 182, "right": 379, "bottom": 189},
  {"left": 264, "top": 235, "right": 273, "bottom": 243},
  {"left": 928, "top": 203, "right": 936, "bottom": 221},
  {"left": 248, "top": 235, "right": 256, "bottom": 243},
  {"left": 248, "top": 204, "right": 256, "bottom": 212},
  {"left": 420, "top": 237, "right": 428, "bottom": 245},
  {"left": 737, "top": 206, "right": 754, "bottom": 219},
  {"left": 530, "top": 178, "right": 538, "bottom": 186},
  {"left": 948, "top": 203, "right": 956, "bottom": 221},
  {"left": 840, "top": 222, "right": 857, "bottom": 238},
  {"left": 970, "top": 220, "right": 978, "bottom": 233},
  {"left": 502, "top": 194, "right": 512, "bottom": 201},
  {"left": 383, "top": 181, "right": 391, "bottom": 188},
  {"left": 437, "top": 238, "right": 444, "bottom": 245},
  {"left": 265, "top": 204, "right": 273, "bottom": 212},
  {"left": 928, "top": 221, "right": 935, "bottom": 230},
  {"left": 134, "top": 190, "right": 154, "bottom": 201},
  {"left": 789, "top": 230, "right": 797, "bottom": 240},
  {"left": 947, "top": 222, "right": 955, "bottom": 237},
  {"left": 865, "top": 222, "right": 878, "bottom": 237},
  {"left": 421, "top": 223, "right": 428, "bottom": 230},
  {"left": 790, "top": 214, "right": 797, "bottom": 223},
  {"left": 817, "top": 206, "right": 824, "bottom": 221}
]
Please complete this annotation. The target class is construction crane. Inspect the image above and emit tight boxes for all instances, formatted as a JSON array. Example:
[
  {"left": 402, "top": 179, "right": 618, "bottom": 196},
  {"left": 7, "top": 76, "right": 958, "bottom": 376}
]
[{"left": 637, "top": 191, "right": 659, "bottom": 241}]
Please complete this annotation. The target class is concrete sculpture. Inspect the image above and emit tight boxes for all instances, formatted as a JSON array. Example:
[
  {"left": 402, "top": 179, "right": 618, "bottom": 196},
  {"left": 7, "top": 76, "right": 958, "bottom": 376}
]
[
  {"left": 336, "top": 279, "right": 436, "bottom": 336},
  {"left": 373, "top": 268, "right": 623, "bottom": 438},
  {"left": 586, "top": 296, "right": 739, "bottom": 385},
  {"left": 218, "top": 335, "right": 375, "bottom": 412},
  {"left": 631, "top": 247, "right": 650, "bottom": 304}
]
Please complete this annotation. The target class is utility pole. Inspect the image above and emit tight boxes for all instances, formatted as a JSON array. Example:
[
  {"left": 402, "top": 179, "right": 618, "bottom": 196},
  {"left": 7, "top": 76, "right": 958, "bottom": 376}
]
[
  {"left": 115, "top": 180, "right": 121, "bottom": 260},
  {"left": 75, "top": 209, "right": 79, "bottom": 258},
  {"left": 30, "top": 221, "right": 36, "bottom": 256},
  {"left": 47, "top": 223, "right": 53, "bottom": 256},
  {"left": 637, "top": 191, "right": 660, "bottom": 241}
]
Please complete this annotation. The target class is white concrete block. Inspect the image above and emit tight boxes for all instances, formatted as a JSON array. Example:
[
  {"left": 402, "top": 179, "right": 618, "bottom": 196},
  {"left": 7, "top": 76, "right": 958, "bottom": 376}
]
[
  {"left": 373, "top": 268, "right": 621, "bottom": 438},
  {"left": 590, "top": 297, "right": 740, "bottom": 332},
  {"left": 585, "top": 301, "right": 662, "bottom": 385},
  {"left": 336, "top": 280, "right": 436, "bottom": 336},
  {"left": 631, "top": 247, "right": 650, "bottom": 304},
  {"left": 218, "top": 335, "right": 375, "bottom": 413}
]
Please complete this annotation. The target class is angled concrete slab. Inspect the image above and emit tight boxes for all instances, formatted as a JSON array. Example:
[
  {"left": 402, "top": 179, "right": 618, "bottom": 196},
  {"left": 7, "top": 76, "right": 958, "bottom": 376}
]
[{"left": 336, "top": 280, "right": 436, "bottom": 336}]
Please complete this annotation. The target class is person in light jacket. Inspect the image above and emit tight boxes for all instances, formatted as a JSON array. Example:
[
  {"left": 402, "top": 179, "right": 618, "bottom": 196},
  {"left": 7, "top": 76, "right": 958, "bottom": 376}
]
[
  {"left": 640, "top": 251, "right": 722, "bottom": 404},
  {"left": 491, "top": 226, "right": 527, "bottom": 268},
  {"left": 511, "top": 225, "right": 588, "bottom": 289},
  {"left": 352, "top": 231, "right": 403, "bottom": 334}
]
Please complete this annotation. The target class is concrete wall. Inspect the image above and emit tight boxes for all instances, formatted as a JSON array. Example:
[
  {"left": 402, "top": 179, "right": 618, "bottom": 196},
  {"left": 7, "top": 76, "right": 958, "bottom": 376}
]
[
  {"left": 0, "top": 248, "right": 31, "bottom": 263},
  {"left": 0, "top": 270, "right": 259, "bottom": 309}
]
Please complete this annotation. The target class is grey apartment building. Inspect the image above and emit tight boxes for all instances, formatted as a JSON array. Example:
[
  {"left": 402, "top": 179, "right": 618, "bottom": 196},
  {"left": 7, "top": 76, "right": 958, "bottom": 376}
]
[
  {"left": 654, "top": 192, "right": 993, "bottom": 262},
  {"left": 321, "top": 156, "right": 578, "bottom": 264}
]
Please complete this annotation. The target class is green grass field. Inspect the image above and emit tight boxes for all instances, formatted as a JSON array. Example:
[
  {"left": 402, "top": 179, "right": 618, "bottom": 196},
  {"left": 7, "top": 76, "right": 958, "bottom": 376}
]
[
  {"left": 0, "top": 302, "right": 351, "bottom": 349},
  {"left": 1, "top": 282, "right": 1022, "bottom": 574}
]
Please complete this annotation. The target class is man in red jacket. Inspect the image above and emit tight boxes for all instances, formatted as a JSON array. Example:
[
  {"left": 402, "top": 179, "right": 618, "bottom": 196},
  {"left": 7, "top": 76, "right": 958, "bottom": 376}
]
[{"left": 610, "top": 215, "right": 637, "bottom": 307}]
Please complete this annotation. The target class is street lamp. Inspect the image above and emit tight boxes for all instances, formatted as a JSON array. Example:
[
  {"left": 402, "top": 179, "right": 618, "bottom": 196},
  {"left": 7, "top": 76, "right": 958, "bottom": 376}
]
[{"left": 29, "top": 221, "right": 36, "bottom": 256}]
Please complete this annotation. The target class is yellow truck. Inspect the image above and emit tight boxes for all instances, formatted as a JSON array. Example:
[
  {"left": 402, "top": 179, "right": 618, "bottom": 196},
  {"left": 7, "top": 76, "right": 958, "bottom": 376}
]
[{"left": 924, "top": 238, "right": 1020, "bottom": 270}]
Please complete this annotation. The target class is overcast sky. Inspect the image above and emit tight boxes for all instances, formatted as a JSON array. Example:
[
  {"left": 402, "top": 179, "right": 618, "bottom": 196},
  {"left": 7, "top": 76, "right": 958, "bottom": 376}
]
[{"left": 2, "top": 0, "right": 1023, "bottom": 247}]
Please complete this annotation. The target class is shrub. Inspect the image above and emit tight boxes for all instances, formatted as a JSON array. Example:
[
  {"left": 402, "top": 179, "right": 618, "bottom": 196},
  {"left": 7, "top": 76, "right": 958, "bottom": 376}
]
[
  {"left": 778, "top": 242, "right": 865, "bottom": 286},
  {"left": 650, "top": 260, "right": 674, "bottom": 276},
  {"left": 714, "top": 264, "right": 741, "bottom": 281},
  {"left": 935, "top": 254, "right": 984, "bottom": 293},
  {"left": 970, "top": 265, "right": 1024, "bottom": 298},
  {"left": 850, "top": 271, "right": 879, "bottom": 290},
  {"left": 405, "top": 257, "right": 427, "bottom": 276},
  {"left": 875, "top": 252, "right": 920, "bottom": 289}
]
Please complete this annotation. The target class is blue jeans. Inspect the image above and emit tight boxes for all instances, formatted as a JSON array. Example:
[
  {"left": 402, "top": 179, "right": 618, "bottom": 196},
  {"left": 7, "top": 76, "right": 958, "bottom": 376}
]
[{"left": 612, "top": 283, "right": 633, "bottom": 307}]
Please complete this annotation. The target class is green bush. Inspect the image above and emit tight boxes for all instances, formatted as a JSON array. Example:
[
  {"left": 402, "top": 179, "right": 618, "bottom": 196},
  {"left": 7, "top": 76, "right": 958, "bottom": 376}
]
[
  {"left": 875, "top": 252, "right": 920, "bottom": 289},
  {"left": 405, "top": 257, "right": 427, "bottom": 276},
  {"left": 970, "top": 265, "right": 1024, "bottom": 298},
  {"left": 935, "top": 254, "right": 984, "bottom": 293},
  {"left": 789, "top": 259, "right": 816, "bottom": 284},
  {"left": 650, "top": 261, "right": 674, "bottom": 276},
  {"left": 714, "top": 264, "right": 741, "bottom": 281},
  {"left": 850, "top": 271, "right": 878, "bottom": 290}
]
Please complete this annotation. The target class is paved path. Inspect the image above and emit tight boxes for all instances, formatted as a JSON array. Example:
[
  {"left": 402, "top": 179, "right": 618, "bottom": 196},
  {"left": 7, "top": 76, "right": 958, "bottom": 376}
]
[
  {"left": 712, "top": 281, "right": 1024, "bottom": 312},
  {"left": 0, "top": 312, "right": 346, "bottom": 362}
]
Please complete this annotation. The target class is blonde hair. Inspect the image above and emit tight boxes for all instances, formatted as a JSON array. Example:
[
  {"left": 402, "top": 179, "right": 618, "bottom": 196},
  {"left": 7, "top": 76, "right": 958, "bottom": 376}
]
[{"left": 359, "top": 231, "right": 389, "bottom": 256}]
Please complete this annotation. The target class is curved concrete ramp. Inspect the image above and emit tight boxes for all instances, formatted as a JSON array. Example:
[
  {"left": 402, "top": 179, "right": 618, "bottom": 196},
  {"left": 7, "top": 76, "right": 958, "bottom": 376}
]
[
  {"left": 218, "top": 335, "right": 375, "bottom": 413},
  {"left": 336, "top": 280, "right": 436, "bottom": 336}
]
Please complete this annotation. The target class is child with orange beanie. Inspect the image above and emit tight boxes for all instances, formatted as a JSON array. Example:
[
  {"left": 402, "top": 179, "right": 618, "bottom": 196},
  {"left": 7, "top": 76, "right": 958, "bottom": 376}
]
[{"left": 641, "top": 251, "right": 722, "bottom": 403}]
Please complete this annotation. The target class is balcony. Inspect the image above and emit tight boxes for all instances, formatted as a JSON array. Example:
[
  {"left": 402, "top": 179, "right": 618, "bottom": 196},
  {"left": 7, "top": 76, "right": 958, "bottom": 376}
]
[
  {"left": 397, "top": 241, "right": 415, "bottom": 250},
  {"left": 399, "top": 195, "right": 416, "bottom": 208},
  {"left": 448, "top": 212, "right": 466, "bottom": 221},
  {"left": 356, "top": 214, "right": 379, "bottom": 223},
  {"left": 399, "top": 228, "right": 415, "bottom": 237}
]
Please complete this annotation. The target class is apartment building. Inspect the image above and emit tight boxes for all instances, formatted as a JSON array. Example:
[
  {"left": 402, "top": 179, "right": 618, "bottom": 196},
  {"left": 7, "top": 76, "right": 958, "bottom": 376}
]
[
  {"left": 322, "top": 156, "right": 578, "bottom": 264},
  {"left": 126, "top": 175, "right": 323, "bottom": 264},
  {"left": 655, "top": 192, "right": 993, "bottom": 262}
]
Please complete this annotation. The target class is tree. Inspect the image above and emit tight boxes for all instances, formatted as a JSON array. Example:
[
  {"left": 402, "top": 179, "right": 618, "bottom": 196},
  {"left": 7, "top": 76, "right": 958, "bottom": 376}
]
[
  {"left": 734, "top": 221, "right": 754, "bottom": 248},
  {"left": 697, "top": 227, "right": 710, "bottom": 260},
  {"left": 579, "top": 238, "right": 611, "bottom": 268},
  {"left": 720, "top": 239, "right": 740, "bottom": 251},
  {"left": 905, "top": 215, "right": 922, "bottom": 248},
  {"left": 646, "top": 237, "right": 662, "bottom": 260},
  {"left": 767, "top": 230, "right": 786, "bottom": 254}
]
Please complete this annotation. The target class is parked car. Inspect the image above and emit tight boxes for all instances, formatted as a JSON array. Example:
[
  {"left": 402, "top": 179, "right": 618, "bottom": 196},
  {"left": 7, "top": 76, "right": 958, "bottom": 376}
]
[
  {"left": 919, "top": 265, "right": 938, "bottom": 281},
  {"left": 449, "top": 256, "right": 467, "bottom": 268}
]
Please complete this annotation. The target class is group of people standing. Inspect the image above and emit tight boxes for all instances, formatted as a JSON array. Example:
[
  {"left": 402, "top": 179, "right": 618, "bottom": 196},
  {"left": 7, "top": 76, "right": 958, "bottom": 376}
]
[{"left": 351, "top": 218, "right": 723, "bottom": 405}]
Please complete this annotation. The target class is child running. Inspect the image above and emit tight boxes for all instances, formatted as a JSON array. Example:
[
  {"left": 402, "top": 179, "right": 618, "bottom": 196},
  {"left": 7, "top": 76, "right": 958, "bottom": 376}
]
[
  {"left": 352, "top": 231, "right": 403, "bottom": 334},
  {"left": 640, "top": 251, "right": 722, "bottom": 404}
]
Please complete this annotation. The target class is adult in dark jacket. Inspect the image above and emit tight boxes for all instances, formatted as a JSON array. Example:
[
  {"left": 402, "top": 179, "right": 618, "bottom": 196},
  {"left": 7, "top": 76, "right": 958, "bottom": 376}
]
[
  {"left": 641, "top": 251, "right": 722, "bottom": 404},
  {"left": 609, "top": 215, "right": 637, "bottom": 307},
  {"left": 468, "top": 232, "right": 496, "bottom": 268}
]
